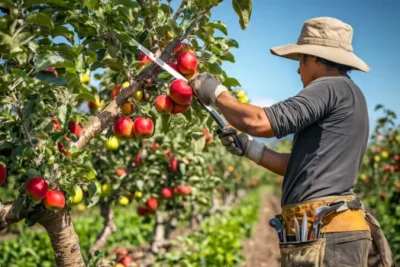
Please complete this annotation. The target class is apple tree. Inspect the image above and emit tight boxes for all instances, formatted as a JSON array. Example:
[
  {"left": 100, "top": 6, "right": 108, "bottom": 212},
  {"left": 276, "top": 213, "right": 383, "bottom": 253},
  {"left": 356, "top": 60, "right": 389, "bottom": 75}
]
[{"left": 0, "top": 0, "right": 256, "bottom": 266}]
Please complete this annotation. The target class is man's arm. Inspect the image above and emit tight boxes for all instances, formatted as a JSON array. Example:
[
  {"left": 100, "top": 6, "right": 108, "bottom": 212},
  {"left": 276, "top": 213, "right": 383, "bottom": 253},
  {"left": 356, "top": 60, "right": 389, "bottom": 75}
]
[
  {"left": 260, "top": 149, "right": 290, "bottom": 176},
  {"left": 216, "top": 92, "right": 275, "bottom": 138}
]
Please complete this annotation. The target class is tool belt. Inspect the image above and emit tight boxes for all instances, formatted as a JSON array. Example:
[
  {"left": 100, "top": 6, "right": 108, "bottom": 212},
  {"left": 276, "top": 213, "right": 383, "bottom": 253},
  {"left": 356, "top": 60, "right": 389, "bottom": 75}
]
[
  {"left": 281, "top": 195, "right": 369, "bottom": 236},
  {"left": 270, "top": 195, "right": 395, "bottom": 267}
]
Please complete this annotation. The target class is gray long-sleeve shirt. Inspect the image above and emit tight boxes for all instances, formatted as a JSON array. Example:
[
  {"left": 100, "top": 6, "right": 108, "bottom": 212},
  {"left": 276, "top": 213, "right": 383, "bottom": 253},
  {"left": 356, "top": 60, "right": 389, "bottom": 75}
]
[{"left": 264, "top": 76, "right": 369, "bottom": 206}]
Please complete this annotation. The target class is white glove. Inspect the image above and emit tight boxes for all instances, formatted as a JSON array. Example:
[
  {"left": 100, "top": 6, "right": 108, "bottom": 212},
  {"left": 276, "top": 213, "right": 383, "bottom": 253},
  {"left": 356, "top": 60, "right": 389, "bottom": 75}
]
[
  {"left": 189, "top": 72, "right": 228, "bottom": 105},
  {"left": 217, "top": 127, "right": 265, "bottom": 165}
]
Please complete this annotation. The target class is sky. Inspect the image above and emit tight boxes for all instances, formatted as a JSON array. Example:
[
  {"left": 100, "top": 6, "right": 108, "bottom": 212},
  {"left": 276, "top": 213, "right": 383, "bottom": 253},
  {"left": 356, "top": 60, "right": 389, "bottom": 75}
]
[{"left": 206, "top": 0, "right": 400, "bottom": 138}]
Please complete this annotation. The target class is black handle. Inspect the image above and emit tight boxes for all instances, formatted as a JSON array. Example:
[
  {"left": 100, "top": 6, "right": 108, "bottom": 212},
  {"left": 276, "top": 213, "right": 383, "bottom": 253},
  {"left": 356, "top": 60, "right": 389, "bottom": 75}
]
[{"left": 197, "top": 100, "right": 243, "bottom": 152}]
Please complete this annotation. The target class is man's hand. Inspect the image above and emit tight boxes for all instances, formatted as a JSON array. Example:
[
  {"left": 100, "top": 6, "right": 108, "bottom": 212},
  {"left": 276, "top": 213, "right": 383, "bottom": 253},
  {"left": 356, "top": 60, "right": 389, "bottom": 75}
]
[
  {"left": 216, "top": 127, "right": 266, "bottom": 165},
  {"left": 189, "top": 72, "right": 228, "bottom": 105}
]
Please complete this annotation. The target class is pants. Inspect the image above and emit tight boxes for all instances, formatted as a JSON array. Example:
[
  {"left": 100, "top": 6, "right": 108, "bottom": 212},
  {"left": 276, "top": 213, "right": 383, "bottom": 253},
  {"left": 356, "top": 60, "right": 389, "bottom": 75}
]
[{"left": 323, "top": 231, "right": 372, "bottom": 267}]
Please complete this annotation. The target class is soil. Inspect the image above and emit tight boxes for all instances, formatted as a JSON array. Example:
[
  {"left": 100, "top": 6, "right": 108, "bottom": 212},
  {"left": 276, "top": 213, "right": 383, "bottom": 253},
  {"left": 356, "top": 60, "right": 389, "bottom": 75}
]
[{"left": 241, "top": 193, "right": 282, "bottom": 267}]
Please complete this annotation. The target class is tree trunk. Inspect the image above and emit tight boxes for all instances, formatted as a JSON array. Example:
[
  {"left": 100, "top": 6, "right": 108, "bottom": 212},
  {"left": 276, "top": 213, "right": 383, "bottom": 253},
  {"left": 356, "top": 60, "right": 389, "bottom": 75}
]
[
  {"left": 89, "top": 202, "right": 116, "bottom": 257},
  {"left": 151, "top": 211, "right": 166, "bottom": 254},
  {"left": 39, "top": 209, "right": 85, "bottom": 267}
]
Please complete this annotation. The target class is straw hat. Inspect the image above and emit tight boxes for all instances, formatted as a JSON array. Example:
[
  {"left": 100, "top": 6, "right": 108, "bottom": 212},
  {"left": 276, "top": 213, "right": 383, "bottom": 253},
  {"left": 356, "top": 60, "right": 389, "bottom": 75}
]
[{"left": 270, "top": 17, "right": 370, "bottom": 72}]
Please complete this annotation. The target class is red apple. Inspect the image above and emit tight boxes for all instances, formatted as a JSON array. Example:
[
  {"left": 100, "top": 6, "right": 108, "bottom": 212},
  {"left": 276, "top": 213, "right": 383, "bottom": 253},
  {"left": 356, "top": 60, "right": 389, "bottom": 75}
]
[
  {"left": 134, "top": 151, "right": 141, "bottom": 166},
  {"left": 0, "top": 163, "right": 6, "bottom": 185},
  {"left": 44, "top": 190, "right": 66, "bottom": 210},
  {"left": 138, "top": 53, "right": 151, "bottom": 66},
  {"left": 161, "top": 188, "right": 173, "bottom": 199},
  {"left": 168, "top": 62, "right": 179, "bottom": 72},
  {"left": 169, "top": 158, "right": 178, "bottom": 172},
  {"left": 51, "top": 118, "right": 61, "bottom": 132},
  {"left": 394, "top": 154, "right": 400, "bottom": 162},
  {"left": 116, "top": 168, "right": 127, "bottom": 177},
  {"left": 380, "top": 193, "right": 387, "bottom": 201},
  {"left": 113, "top": 117, "right": 134, "bottom": 139},
  {"left": 163, "top": 149, "right": 174, "bottom": 159},
  {"left": 177, "top": 51, "right": 198, "bottom": 74},
  {"left": 68, "top": 120, "right": 83, "bottom": 136},
  {"left": 151, "top": 142, "right": 160, "bottom": 149},
  {"left": 154, "top": 95, "right": 174, "bottom": 114},
  {"left": 137, "top": 206, "right": 149, "bottom": 216},
  {"left": 184, "top": 69, "right": 199, "bottom": 80},
  {"left": 201, "top": 128, "right": 213, "bottom": 145},
  {"left": 178, "top": 185, "right": 192, "bottom": 195},
  {"left": 173, "top": 42, "right": 183, "bottom": 56},
  {"left": 119, "top": 255, "right": 134, "bottom": 266},
  {"left": 114, "top": 248, "right": 129, "bottom": 256},
  {"left": 132, "top": 117, "right": 154, "bottom": 139},
  {"left": 111, "top": 84, "right": 121, "bottom": 99},
  {"left": 171, "top": 103, "right": 190, "bottom": 115},
  {"left": 395, "top": 183, "right": 400, "bottom": 189},
  {"left": 88, "top": 101, "right": 97, "bottom": 110},
  {"left": 57, "top": 142, "right": 72, "bottom": 157},
  {"left": 146, "top": 197, "right": 158, "bottom": 210},
  {"left": 45, "top": 67, "right": 58, "bottom": 77},
  {"left": 25, "top": 177, "right": 49, "bottom": 201},
  {"left": 169, "top": 79, "right": 193, "bottom": 105}
]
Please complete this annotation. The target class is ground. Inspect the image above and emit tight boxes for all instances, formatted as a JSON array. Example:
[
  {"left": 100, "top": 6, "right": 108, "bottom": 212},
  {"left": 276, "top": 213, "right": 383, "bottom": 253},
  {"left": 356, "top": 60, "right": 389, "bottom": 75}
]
[{"left": 241, "top": 193, "right": 282, "bottom": 267}]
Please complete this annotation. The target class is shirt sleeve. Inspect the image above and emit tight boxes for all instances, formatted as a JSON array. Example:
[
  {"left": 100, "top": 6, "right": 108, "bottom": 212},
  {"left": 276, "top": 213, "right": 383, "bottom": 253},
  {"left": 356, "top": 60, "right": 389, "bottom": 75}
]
[{"left": 264, "top": 80, "right": 338, "bottom": 139}]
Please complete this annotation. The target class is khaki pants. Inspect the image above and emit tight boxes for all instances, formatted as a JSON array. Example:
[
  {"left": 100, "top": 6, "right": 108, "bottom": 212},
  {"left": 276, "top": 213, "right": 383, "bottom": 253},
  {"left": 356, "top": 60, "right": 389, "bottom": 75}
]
[{"left": 323, "top": 231, "right": 372, "bottom": 266}]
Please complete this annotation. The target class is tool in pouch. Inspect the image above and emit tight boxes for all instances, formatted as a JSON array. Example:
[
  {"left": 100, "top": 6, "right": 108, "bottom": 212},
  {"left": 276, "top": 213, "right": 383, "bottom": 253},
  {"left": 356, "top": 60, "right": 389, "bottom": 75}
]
[{"left": 130, "top": 38, "right": 242, "bottom": 151}]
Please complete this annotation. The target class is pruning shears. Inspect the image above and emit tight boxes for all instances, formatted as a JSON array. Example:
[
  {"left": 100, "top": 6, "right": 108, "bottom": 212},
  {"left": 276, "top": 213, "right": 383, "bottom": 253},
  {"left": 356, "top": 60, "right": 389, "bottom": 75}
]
[{"left": 130, "top": 38, "right": 242, "bottom": 151}]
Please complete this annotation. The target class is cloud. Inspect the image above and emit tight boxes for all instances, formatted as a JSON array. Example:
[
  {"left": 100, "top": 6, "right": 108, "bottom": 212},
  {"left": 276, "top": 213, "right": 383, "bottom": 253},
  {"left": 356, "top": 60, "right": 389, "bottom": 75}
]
[{"left": 250, "top": 97, "right": 278, "bottom": 108}]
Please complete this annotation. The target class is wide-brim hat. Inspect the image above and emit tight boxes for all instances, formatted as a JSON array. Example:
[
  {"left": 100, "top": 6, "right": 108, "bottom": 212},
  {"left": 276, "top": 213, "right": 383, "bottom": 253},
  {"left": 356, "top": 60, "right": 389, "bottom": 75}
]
[{"left": 270, "top": 17, "right": 370, "bottom": 72}]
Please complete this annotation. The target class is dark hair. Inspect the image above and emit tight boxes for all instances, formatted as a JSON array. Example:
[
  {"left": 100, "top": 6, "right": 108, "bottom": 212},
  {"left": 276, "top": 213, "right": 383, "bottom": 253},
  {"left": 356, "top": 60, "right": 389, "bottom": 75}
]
[
  {"left": 301, "top": 54, "right": 352, "bottom": 75},
  {"left": 316, "top": 57, "right": 352, "bottom": 75}
]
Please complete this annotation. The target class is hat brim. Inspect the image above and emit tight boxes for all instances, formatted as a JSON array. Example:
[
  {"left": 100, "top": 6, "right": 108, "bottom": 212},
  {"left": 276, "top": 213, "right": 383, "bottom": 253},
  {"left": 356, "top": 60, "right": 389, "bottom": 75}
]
[{"left": 270, "top": 44, "right": 370, "bottom": 72}]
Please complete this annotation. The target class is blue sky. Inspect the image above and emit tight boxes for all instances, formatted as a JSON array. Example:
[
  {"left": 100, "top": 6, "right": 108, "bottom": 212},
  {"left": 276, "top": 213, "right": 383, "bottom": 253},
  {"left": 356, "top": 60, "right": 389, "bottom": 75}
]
[{"left": 207, "top": 0, "right": 400, "bottom": 137}]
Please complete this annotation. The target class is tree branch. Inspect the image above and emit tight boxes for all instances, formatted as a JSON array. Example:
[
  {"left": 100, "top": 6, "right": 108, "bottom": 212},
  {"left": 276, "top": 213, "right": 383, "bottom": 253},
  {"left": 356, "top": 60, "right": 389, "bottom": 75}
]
[
  {"left": 172, "top": 0, "right": 186, "bottom": 21},
  {"left": 72, "top": 39, "right": 180, "bottom": 149},
  {"left": 89, "top": 201, "right": 116, "bottom": 257},
  {"left": 73, "top": 6, "right": 211, "bottom": 150},
  {"left": 0, "top": 198, "right": 28, "bottom": 231}
]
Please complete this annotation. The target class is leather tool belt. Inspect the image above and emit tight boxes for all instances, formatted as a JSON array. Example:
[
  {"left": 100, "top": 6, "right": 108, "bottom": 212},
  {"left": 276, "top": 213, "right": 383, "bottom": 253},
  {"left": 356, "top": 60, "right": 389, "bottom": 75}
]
[{"left": 281, "top": 195, "right": 369, "bottom": 236}]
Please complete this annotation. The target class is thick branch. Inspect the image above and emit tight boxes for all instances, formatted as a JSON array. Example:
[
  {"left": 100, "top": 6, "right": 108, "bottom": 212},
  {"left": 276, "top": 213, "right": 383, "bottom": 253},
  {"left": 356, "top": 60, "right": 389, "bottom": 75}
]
[
  {"left": 39, "top": 209, "right": 85, "bottom": 267},
  {"left": 172, "top": 0, "right": 186, "bottom": 21},
  {"left": 89, "top": 202, "right": 116, "bottom": 257},
  {"left": 0, "top": 199, "right": 28, "bottom": 231}
]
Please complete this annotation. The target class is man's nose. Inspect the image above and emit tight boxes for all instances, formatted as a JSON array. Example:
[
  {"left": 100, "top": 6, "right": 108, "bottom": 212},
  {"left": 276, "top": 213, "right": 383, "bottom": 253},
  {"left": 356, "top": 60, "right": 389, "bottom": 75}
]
[{"left": 297, "top": 67, "right": 300, "bottom": 74}]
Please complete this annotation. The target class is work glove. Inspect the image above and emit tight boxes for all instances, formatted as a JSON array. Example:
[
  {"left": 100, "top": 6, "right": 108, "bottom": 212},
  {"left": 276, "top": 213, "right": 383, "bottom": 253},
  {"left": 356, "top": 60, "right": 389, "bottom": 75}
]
[
  {"left": 216, "top": 127, "right": 265, "bottom": 165},
  {"left": 189, "top": 72, "right": 228, "bottom": 106}
]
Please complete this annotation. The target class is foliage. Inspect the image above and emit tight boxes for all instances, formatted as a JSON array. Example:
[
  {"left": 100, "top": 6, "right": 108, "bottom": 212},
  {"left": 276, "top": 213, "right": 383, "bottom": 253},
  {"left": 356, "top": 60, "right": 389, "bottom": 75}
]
[
  {"left": 155, "top": 187, "right": 261, "bottom": 266},
  {"left": 355, "top": 105, "right": 400, "bottom": 263}
]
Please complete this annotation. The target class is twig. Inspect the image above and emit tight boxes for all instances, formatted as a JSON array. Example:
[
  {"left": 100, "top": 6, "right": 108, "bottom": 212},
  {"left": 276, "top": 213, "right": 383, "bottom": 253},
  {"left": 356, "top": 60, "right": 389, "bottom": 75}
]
[
  {"left": 89, "top": 201, "right": 116, "bottom": 257},
  {"left": 172, "top": 0, "right": 186, "bottom": 21}
]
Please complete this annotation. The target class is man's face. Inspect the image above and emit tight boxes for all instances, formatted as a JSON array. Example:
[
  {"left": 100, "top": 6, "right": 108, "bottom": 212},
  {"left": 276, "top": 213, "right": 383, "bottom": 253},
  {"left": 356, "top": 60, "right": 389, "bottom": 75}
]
[{"left": 298, "top": 54, "right": 319, "bottom": 88}]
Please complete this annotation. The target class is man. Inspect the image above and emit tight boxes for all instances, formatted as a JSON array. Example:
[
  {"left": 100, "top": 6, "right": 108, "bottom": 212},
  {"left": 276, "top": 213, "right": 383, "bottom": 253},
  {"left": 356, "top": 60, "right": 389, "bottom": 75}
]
[{"left": 189, "top": 17, "right": 394, "bottom": 266}]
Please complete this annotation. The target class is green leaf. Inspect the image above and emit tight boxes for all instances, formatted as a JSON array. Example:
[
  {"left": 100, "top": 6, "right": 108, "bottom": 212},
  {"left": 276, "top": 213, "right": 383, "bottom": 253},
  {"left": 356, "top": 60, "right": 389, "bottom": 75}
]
[
  {"left": 87, "top": 182, "right": 101, "bottom": 208},
  {"left": 221, "top": 38, "right": 239, "bottom": 48},
  {"left": 84, "top": 0, "right": 98, "bottom": 9},
  {"left": 25, "top": 12, "right": 54, "bottom": 29},
  {"left": 161, "top": 114, "right": 172, "bottom": 134},
  {"left": 24, "top": 0, "right": 67, "bottom": 8},
  {"left": 207, "top": 21, "right": 228, "bottom": 35},
  {"left": 114, "top": 0, "right": 140, "bottom": 9},
  {"left": 58, "top": 104, "right": 71, "bottom": 127},
  {"left": 224, "top": 77, "right": 241, "bottom": 88},
  {"left": 193, "top": 135, "right": 206, "bottom": 154},
  {"left": 34, "top": 72, "right": 67, "bottom": 85},
  {"left": 232, "top": 0, "right": 252, "bottom": 30},
  {"left": 51, "top": 26, "right": 74, "bottom": 43},
  {"left": 25, "top": 213, "right": 41, "bottom": 227},
  {"left": 36, "top": 53, "right": 75, "bottom": 71},
  {"left": 75, "top": 92, "right": 97, "bottom": 103},
  {"left": 26, "top": 169, "right": 42, "bottom": 178}
]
